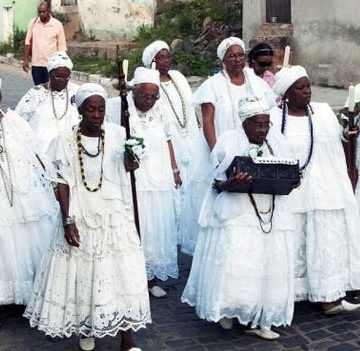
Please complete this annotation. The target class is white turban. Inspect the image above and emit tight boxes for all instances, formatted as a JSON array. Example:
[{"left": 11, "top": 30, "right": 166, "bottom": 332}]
[
  {"left": 75, "top": 83, "right": 108, "bottom": 108},
  {"left": 133, "top": 67, "right": 160, "bottom": 87},
  {"left": 238, "top": 98, "right": 269, "bottom": 123},
  {"left": 273, "top": 65, "right": 309, "bottom": 96},
  {"left": 142, "top": 40, "right": 170, "bottom": 68},
  {"left": 217, "top": 37, "right": 245, "bottom": 61},
  {"left": 46, "top": 51, "right": 73, "bottom": 72}
]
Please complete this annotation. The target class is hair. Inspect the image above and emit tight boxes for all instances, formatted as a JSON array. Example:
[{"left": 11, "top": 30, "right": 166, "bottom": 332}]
[
  {"left": 38, "top": 1, "right": 51, "bottom": 10},
  {"left": 247, "top": 43, "right": 274, "bottom": 65}
]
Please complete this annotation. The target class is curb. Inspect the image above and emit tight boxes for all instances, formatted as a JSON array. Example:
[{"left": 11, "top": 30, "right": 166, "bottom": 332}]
[{"left": 0, "top": 54, "right": 119, "bottom": 89}]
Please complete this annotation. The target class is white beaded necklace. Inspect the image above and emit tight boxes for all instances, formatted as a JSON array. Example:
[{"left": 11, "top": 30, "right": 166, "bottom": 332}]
[
  {"left": 48, "top": 82, "right": 69, "bottom": 121},
  {"left": 160, "top": 75, "right": 187, "bottom": 129}
]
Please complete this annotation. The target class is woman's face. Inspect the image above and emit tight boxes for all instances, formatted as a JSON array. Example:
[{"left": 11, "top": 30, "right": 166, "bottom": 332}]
[
  {"left": 49, "top": 67, "right": 71, "bottom": 91},
  {"left": 79, "top": 95, "right": 105, "bottom": 133},
  {"left": 133, "top": 83, "right": 160, "bottom": 112},
  {"left": 223, "top": 45, "right": 246, "bottom": 74},
  {"left": 251, "top": 55, "right": 273, "bottom": 77},
  {"left": 243, "top": 114, "right": 271, "bottom": 145},
  {"left": 155, "top": 49, "right": 171, "bottom": 75},
  {"left": 285, "top": 77, "right": 311, "bottom": 108}
]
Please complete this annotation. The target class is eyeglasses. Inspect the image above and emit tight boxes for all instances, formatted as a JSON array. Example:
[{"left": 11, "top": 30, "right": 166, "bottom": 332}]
[
  {"left": 135, "top": 92, "right": 160, "bottom": 102},
  {"left": 247, "top": 120, "right": 273, "bottom": 129},
  {"left": 225, "top": 53, "right": 245, "bottom": 62},
  {"left": 256, "top": 61, "right": 273, "bottom": 68},
  {"left": 51, "top": 73, "right": 71, "bottom": 81}
]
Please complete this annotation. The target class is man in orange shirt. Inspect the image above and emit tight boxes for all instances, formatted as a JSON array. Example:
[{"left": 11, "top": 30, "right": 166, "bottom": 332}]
[{"left": 22, "top": 1, "right": 67, "bottom": 85}]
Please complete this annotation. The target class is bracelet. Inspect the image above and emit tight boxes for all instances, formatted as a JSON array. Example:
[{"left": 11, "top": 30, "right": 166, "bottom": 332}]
[
  {"left": 172, "top": 168, "right": 180, "bottom": 175},
  {"left": 63, "top": 216, "right": 75, "bottom": 227}
]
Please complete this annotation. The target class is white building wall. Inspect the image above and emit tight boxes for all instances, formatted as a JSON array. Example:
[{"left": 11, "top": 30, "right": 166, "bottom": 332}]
[{"left": 79, "top": 0, "right": 155, "bottom": 40}]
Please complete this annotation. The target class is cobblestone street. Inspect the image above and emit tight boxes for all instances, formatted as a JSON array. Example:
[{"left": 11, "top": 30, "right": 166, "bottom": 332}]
[{"left": 0, "top": 63, "right": 359, "bottom": 351}]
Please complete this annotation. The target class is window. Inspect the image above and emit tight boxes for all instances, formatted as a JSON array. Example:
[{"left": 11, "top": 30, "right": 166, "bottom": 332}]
[{"left": 61, "top": 0, "right": 77, "bottom": 5}]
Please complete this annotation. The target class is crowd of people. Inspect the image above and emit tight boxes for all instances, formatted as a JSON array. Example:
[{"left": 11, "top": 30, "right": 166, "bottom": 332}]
[{"left": 1, "top": 2, "right": 360, "bottom": 351}]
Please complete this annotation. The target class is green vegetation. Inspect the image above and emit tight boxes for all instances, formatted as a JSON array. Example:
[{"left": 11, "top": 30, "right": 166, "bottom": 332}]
[
  {"left": 123, "top": 0, "right": 243, "bottom": 77},
  {"left": 0, "top": 26, "right": 26, "bottom": 58},
  {"left": 72, "top": 54, "right": 117, "bottom": 76}
]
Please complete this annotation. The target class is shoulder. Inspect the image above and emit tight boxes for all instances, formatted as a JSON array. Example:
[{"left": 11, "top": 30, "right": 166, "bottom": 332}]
[{"left": 50, "top": 16, "right": 64, "bottom": 27}]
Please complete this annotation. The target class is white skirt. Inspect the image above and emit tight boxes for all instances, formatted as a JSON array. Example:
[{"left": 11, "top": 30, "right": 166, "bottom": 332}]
[
  {"left": 23, "top": 212, "right": 151, "bottom": 338},
  {"left": 181, "top": 221, "right": 294, "bottom": 329},
  {"left": 0, "top": 215, "right": 59, "bottom": 305},
  {"left": 138, "top": 191, "right": 178, "bottom": 281},
  {"left": 294, "top": 209, "right": 360, "bottom": 302}
]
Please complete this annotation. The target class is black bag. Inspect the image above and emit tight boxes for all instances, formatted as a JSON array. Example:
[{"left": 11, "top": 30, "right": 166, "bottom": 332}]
[{"left": 225, "top": 156, "right": 300, "bottom": 195}]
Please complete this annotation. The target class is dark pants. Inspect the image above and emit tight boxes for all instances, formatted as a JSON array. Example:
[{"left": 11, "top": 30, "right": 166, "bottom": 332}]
[{"left": 31, "top": 66, "right": 49, "bottom": 85}]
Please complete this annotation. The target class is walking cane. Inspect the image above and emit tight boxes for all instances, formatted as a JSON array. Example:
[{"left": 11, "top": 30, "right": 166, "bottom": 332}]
[{"left": 116, "top": 46, "right": 141, "bottom": 235}]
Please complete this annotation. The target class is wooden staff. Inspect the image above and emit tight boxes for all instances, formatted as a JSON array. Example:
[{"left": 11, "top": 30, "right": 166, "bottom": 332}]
[
  {"left": 346, "top": 112, "right": 358, "bottom": 192},
  {"left": 342, "top": 85, "right": 358, "bottom": 192},
  {"left": 116, "top": 46, "right": 141, "bottom": 235}
]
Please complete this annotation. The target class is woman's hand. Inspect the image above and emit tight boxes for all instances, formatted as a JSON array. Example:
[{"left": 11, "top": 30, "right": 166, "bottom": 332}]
[
  {"left": 64, "top": 223, "right": 81, "bottom": 247},
  {"left": 218, "top": 168, "right": 253, "bottom": 192},
  {"left": 124, "top": 155, "right": 140, "bottom": 171}
]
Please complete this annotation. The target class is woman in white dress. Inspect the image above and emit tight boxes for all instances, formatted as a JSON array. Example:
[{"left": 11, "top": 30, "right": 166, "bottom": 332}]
[
  {"left": 181, "top": 37, "right": 277, "bottom": 255},
  {"left": 271, "top": 65, "right": 360, "bottom": 314},
  {"left": 15, "top": 51, "right": 80, "bottom": 155},
  {"left": 23, "top": 83, "right": 150, "bottom": 351},
  {"left": 182, "top": 98, "right": 294, "bottom": 340},
  {"left": 125, "top": 67, "right": 182, "bottom": 299},
  {"left": 0, "top": 85, "right": 59, "bottom": 307},
  {"left": 142, "top": 40, "right": 199, "bottom": 186}
]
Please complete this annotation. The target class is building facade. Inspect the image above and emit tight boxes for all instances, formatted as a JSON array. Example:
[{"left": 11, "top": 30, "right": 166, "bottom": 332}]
[{"left": 243, "top": 0, "right": 360, "bottom": 87}]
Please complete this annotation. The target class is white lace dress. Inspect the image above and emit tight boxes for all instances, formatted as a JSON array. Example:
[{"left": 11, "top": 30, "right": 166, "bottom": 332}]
[
  {"left": 181, "top": 128, "right": 294, "bottom": 329},
  {"left": 180, "top": 67, "right": 277, "bottom": 256},
  {"left": 128, "top": 98, "right": 179, "bottom": 281},
  {"left": 15, "top": 82, "right": 80, "bottom": 156},
  {"left": 23, "top": 123, "right": 151, "bottom": 338},
  {"left": 0, "top": 109, "right": 60, "bottom": 305},
  {"left": 271, "top": 102, "right": 360, "bottom": 302}
]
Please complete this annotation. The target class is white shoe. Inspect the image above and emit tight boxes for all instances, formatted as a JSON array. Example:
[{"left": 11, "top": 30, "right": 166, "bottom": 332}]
[
  {"left": 219, "top": 317, "right": 233, "bottom": 330},
  {"left": 148, "top": 285, "right": 167, "bottom": 298},
  {"left": 126, "top": 348, "right": 142, "bottom": 351},
  {"left": 79, "top": 337, "right": 95, "bottom": 351},
  {"left": 324, "top": 300, "right": 360, "bottom": 315},
  {"left": 245, "top": 328, "right": 280, "bottom": 340}
]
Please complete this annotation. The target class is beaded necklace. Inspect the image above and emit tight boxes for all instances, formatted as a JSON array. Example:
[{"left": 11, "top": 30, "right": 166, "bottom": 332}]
[
  {"left": 76, "top": 127, "right": 105, "bottom": 192},
  {"left": 48, "top": 83, "right": 69, "bottom": 121},
  {"left": 281, "top": 102, "right": 314, "bottom": 173},
  {"left": 247, "top": 140, "right": 275, "bottom": 234},
  {"left": 160, "top": 76, "right": 187, "bottom": 129},
  {"left": 0, "top": 111, "right": 14, "bottom": 206}
]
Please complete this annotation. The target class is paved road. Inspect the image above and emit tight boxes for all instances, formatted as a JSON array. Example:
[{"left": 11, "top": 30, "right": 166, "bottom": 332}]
[{"left": 0, "top": 63, "right": 359, "bottom": 351}]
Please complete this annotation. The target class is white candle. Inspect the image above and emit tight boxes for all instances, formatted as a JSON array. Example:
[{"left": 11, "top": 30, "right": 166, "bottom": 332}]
[
  {"left": 122, "top": 59, "right": 129, "bottom": 82},
  {"left": 348, "top": 84, "right": 355, "bottom": 112},
  {"left": 283, "top": 46, "right": 291, "bottom": 68},
  {"left": 151, "top": 61, "right": 156, "bottom": 70}
]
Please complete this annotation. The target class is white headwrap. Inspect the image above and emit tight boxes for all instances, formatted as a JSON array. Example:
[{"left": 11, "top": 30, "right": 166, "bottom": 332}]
[
  {"left": 238, "top": 98, "right": 269, "bottom": 123},
  {"left": 217, "top": 37, "right": 245, "bottom": 61},
  {"left": 46, "top": 51, "right": 73, "bottom": 72},
  {"left": 133, "top": 67, "right": 160, "bottom": 87},
  {"left": 142, "top": 40, "right": 170, "bottom": 68},
  {"left": 273, "top": 65, "right": 309, "bottom": 96},
  {"left": 75, "top": 83, "right": 108, "bottom": 108}
]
